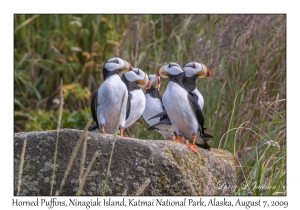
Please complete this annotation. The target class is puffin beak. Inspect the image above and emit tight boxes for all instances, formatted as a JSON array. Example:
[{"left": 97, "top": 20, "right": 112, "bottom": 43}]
[
  {"left": 206, "top": 67, "right": 212, "bottom": 77},
  {"left": 138, "top": 74, "right": 150, "bottom": 88},
  {"left": 156, "top": 67, "right": 161, "bottom": 76},
  {"left": 156, "top": 66, "right": 168, "bottom": 78},
  {"left": 153, "top": 75, "right": 160, "bottom": 88},
  {"left": 123, "top": 61, "right": 133, "bottom": 72},
  {"left": 145, "top": 77, "right": 151, "bottom": 89}
]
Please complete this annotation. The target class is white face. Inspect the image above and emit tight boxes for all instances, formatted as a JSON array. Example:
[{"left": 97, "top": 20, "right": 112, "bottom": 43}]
[
  {"left": 124, "top": 68, "right": 150, "bottom": 88},
  {"left": 158, "top": 62, "right": 184, "bottom": 78},
  {"left": 183, "top": 61, "right": 210, "bottom": 78},
  {"left": 104, "top": 57, "right": 131, "bottom": 72},
  {"left": 148, "top": 74, "right": 160, "bottom": 88}
]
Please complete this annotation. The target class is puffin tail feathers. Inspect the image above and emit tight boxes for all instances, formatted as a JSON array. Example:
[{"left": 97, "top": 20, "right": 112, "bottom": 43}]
[
  {"left": 148, "top": 125, "right": 157, "bottom": 131},
  {"left": 199, "top": 127, "right": 213, "bottom": 141},
  {"left": 196, "top": 141, "right": 211, "bottom": 150},
  {"left": 88, "top": 124, "right": 98, "bottom": 131},
  {"left": 203, "top": 132, "right": 213, "bottom": 139}
]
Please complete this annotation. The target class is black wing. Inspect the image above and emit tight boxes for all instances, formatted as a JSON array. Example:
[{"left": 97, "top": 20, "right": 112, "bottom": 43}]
[
  {"left": 187, "top": 91, "right": 204, "bottom": 126},
  {"left": 147, "top": 110, "right": 168, "bottom": 121},
  {"left": 148, "top": 114, "right": 172, "bottom": 130},
  {"left": 187, "top": 91, "right": 213, "bottom": 141},
  {"left": 126, "top": 92, "right": 132, "bottom": 120}
]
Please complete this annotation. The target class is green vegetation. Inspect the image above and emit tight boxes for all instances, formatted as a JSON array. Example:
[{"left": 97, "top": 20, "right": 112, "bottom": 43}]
[{"left": 14, "top": 14, "right": 286, "bottom": 195}]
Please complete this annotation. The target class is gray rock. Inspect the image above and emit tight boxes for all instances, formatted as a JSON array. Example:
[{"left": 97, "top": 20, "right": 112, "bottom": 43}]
[{"left": 14, "top": 129, "right": 236, "bottom": 196}]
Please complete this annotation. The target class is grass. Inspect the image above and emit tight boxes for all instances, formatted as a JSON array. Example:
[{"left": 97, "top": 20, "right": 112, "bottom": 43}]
[
  {"left": 103, "top": 92, "right": 127, "bottom": 196},
  {"left": 14, "top": 14, "right": 286, "bottom": 195},
  {"left": 50, "top": 79, "right": 64, "bottom": 195}
]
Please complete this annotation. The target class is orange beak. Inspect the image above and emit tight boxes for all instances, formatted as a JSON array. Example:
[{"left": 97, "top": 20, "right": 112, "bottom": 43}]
[
  {"left": 156, "top": 68, "right": 160, "bottom": 76},
  {"left": 206, "top": 67, "right": 212, "bottom": 77},
  {"left": 145, "top": 77, "right": 151, "bottom": 89}
]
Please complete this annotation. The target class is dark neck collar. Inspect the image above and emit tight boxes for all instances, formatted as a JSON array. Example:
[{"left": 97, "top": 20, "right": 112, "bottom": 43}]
[
  {"left": 121, "top": 74, "right": 140, "bottom": 91},
  {"left": 145, "top": 87, "right": 162, "bottom": 100},
  {"left": 103, "top": 68, "right": 121, "bottom": 80},
  {"left": 183, "top": 74, "right": 198, "bottom": 92},
  {"left": 169, "top": 72, "right": 185, "bottom": 88}
]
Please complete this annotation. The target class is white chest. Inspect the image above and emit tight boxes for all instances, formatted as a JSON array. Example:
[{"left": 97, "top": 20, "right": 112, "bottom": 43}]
[
  {"left": 162, "top": 82, "right": 198, "bottom": 139},
  {"left": 192, "top": 88, "right": 204, "bottom": 110},
  {"left": 125, "top": 89, "right": 146, "bottom": 128},
  {"left": 143, "top": 94, "right": 164, "bottom": 126}
]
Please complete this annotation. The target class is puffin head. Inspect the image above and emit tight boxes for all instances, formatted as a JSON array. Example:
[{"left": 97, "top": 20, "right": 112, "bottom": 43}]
[
  {"left": 156, "top": 62, "right": 184, "bottom": 78},
  {"left": 148, "top": 74, "right": 160, "bottom": 89},
  {"left": 124, "top": 67, "right": 150, "bottom": 88},
  {"left": 104, "top": 57, "right": 133, "bottom": 72},
  {"left": 183, "top": 61, "right": 211, "bottom": 78}
]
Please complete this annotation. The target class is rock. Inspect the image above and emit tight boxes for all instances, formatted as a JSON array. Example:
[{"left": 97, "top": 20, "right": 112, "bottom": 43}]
[{"left": 14, "top": 129, "right": 236, "bottom": 196}]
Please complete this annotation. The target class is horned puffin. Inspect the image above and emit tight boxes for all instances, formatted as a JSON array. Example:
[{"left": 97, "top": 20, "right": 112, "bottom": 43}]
[
  {"left": 157, "top": 62, "right": 211, "bottom": 152},
  {"left": 183, "top": 61, "right": 212, "bottom": 109},
  {"left": 142, "top": 74, "right": 176, "bottom": 140},
  {"left": 122, "top": 67, "right": 150, "bottom": 129},
  {"left": 183, "top": 61, "right": 213, "bottom": 146},
  {"left": 89, "top": 57, "right": 132, "bottom": 136}
]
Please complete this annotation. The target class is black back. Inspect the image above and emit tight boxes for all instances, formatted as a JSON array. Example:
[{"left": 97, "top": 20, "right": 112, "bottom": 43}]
[
  {"left": 89, "top": 89, "right": 99, "bottom": 131},
  {"left": 187, "top": 91, "right": 213, "bottom": 142}
]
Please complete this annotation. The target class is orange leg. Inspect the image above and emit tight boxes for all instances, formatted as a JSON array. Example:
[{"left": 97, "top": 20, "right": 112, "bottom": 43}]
[
  {"left": 118, "top": 128, "right": 127, "bottom": 137},
  {"left": 172, "top": 135, "right": 176, "bottom": 141},
  {"left": 185, "top": 135, "right": 198, "bottom": 153},
  {"left": 101, "top": 126, "right": 107, "bottom": 134},
  {"left": 166, "top": 135, "right": 176, "bottom": 142},
  {"left": 175, "top": 135, "right": 182, "bottom": 143}
]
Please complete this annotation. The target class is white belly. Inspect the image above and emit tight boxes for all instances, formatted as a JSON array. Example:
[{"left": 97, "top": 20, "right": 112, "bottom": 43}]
[
  {"left": 143, "top": 94, "right": 164, "bottom": 126},
  {"left": 162, "top": 82, "right": 198, "bottom": 140},
  {"left": 125, "top": 89, "right": 145, "bottom": 128},
  {"left": 97, "top": 75, "right": 128, "bottom": 133}
]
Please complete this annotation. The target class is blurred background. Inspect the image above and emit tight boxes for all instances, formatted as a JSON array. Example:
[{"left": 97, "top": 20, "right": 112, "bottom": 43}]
[{"left": 14, "top": 14, "right": 286, "bottom": 195}]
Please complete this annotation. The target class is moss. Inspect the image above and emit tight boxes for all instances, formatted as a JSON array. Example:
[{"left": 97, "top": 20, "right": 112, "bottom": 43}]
[
  {"left": 135, "top": 166, "right": 146, "bottom": 176},
  {"left": 159, "top": 142, "right": 235, "bottom": 196}
]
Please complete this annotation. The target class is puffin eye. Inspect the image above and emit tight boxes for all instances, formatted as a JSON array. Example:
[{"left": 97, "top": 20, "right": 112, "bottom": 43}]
[
  {"left": 106, "top": 57, "right": 119, "bottom": 64},
  {"left": 135, "top": 69, "right": 140, "bottom": 75},
  {"left": 168, "top": 62, "right": 180, "bottom": 68},
  {"left": 192, "top": 62, "right": 196, "bottom": 69}
]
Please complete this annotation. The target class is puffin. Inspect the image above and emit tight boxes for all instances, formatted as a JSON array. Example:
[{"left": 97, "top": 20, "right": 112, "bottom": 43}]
[
  {"left": 89, "top": 57, "right": 132, "bottom": 136},
  {"left": 157, "top": 62, "right": 211, "bottom": 152},
  {"left": 183, "top": 61, "right": 213, "bottom": 146},
  {"left": 122, "top": 67, "right": 150, "bottom": 129},
  {"left": 142, "top": 74, "right": 177, "bottom": 140}
]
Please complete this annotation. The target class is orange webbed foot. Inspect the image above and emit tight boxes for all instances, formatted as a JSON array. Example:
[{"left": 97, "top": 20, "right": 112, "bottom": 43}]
[
  {"left": 186, "top": 143, "right": 198, "bottom": 153},
  {"left": 185, "top": 136, "right": 198, "bottom": 153},
  {"left": 175, "top": 135, "right": 182, "bottom": 143}
]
